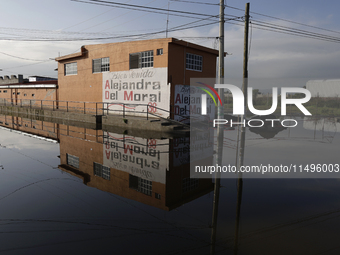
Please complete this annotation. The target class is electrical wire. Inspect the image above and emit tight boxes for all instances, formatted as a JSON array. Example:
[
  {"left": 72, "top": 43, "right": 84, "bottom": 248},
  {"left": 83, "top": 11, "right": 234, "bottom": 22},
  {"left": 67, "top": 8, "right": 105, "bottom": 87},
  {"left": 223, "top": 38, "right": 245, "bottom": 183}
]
[
  {"left": 0, "top": 51, "right": 50, "bottom": 62},
  {"left": 71, "top": 0, "right": 217, "bottom": 19},
  {"left": 170, "top": 0, "right": 219, "bottom": 6},
  {"left": 0, "top": 20, "right": 223, "bottom": 41}
]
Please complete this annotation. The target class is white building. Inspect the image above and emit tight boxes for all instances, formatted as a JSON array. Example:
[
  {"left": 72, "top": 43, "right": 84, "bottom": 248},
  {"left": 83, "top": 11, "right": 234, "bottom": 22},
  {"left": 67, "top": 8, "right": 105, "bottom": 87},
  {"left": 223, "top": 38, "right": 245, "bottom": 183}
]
[{"left": 307, "top": 79, "right": 340, "bottom": 97}]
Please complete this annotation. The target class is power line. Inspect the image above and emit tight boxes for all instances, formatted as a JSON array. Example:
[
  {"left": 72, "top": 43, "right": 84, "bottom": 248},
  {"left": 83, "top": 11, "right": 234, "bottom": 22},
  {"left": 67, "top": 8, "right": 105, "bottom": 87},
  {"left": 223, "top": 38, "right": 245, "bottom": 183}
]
[
  {"left": 222, "top": 11, "right": 340, "bottom": 44},
  {"left": 250, "top": 21, "right": 340, "bottom": 44},
  {"left": 251, "top": 19, "right": 340, "bottom": 42},
  {"left": 225, "top": 4, "right": 340, "bottom": 35},
  {"left": 71, "top": 0, "right": 218, "bottom": 19},
  {"left": 78, "top": 0, "right": 160, "bottom": 32},
  {"left": 170, "top": 0, "right": 219, "bottom": 6},
  {"left": 0, "top": 19, "right": 224, "bottom": 41},
  {"left": 0, "top": 51, "right": 50, "bottom": 62}
]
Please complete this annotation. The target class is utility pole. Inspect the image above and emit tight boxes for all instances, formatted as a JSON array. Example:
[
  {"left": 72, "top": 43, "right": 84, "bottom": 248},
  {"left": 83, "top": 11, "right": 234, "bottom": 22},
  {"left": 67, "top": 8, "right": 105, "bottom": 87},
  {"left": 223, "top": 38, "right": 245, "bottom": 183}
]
[
  {"left": 234, "top": 3, "right": 250, "bottom": 255},
  {"left": 211, "top": 0, "right": 224, "bottom": 254},
  {"left": 238, "top": 2, "right": 250, "bottom": 170}
]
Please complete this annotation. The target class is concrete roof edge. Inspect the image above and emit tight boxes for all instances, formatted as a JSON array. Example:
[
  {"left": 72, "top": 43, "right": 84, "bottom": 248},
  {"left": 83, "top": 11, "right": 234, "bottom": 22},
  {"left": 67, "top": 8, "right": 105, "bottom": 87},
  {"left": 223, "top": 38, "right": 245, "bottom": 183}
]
[
  {"left": 169, "top": 37, "right": 225, "bottom": 56},
  {"left": 55, "top": 46, "right": 87, "bottom": 62}
]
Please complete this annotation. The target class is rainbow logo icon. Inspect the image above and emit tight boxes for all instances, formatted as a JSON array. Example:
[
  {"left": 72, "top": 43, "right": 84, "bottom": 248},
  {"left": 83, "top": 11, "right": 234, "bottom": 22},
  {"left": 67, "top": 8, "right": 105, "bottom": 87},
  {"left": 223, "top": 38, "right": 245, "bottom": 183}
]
[{"left": 196, "top": 82, "right": 223, "bottom": 107}]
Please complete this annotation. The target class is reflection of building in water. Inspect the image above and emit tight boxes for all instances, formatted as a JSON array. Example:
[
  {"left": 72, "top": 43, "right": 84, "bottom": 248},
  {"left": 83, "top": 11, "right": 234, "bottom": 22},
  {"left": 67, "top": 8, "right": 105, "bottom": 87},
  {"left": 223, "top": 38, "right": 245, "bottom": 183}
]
[
  {"left": 303, "top": 117, "right": 339, "bottom": 132},
  {"left": 58, "top": 128, "right": 213, "bottom": 211},
  {"left": 0, "top": 115, "right": 58, "bottom": 141},
  {"left": 247, "top": 115, "right": 287, "bottom": 139},
  {"left": 303, "top": 117, "right": 338, "bottom": 143},
  {"left": 0, "top": 113, "right": 213, "bottom": 211}
]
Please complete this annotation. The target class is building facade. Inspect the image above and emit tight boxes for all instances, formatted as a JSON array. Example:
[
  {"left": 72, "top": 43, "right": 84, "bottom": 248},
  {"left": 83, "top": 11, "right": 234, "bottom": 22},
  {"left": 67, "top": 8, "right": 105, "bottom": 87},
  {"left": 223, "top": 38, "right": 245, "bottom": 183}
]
[
  {"left": 56, "top": 38, "right": 219, "bottom": 119},
  {"left": 307, "top": 79, "right": 340, "bottom": 97},
  {"left": 0, "top": 76, "right": 58, "bottom": 108}
]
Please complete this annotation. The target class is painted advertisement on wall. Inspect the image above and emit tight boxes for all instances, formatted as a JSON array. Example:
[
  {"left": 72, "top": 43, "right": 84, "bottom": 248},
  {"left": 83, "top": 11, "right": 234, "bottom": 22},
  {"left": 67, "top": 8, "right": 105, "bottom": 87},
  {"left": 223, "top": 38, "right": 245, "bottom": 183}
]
[
  {"left": 174, "top": 84, "right": 215, "bottom": 124},
  {"left": 103, "top": 132, "right": 169, "bottom": 184},
  {"left": 103, "top": 67, "right": 170, "bottom": 118}
]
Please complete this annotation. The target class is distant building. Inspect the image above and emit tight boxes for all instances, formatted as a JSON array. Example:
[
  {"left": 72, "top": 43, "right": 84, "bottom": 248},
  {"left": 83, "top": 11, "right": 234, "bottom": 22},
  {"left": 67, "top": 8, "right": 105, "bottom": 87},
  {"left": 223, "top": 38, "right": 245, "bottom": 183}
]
[
  {"left": 28, "top": 76, "right": 57, "bottom": 82},
  {"left": 307, "top": 79, "right": 340, "bottom": 97},
  {"left": 55, "top": 37, "right": 220, "bottom": 119},
  {"left": 0, "top": 74, "right": 24, "bottom": 85},
  {"left": 0, "top": 74, "right": 58, "bottom": 104}
]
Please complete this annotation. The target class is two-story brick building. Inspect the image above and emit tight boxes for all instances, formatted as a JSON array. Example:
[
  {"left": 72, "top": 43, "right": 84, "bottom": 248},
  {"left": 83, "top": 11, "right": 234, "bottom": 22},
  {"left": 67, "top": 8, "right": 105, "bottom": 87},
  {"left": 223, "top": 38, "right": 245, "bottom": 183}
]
[{"left": 55, "top": 37, "right": 219, "bottom": 120}]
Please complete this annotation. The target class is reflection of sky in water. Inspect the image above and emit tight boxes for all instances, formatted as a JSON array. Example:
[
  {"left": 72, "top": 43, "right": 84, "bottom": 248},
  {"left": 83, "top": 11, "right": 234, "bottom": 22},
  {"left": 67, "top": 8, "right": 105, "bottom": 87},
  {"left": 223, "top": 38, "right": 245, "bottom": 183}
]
[
  {"left": 219, "top": 117, "right": 340, "bottom": 178},
  {"left": 1, "top": 121, "right": 340, "bottom": 254}
]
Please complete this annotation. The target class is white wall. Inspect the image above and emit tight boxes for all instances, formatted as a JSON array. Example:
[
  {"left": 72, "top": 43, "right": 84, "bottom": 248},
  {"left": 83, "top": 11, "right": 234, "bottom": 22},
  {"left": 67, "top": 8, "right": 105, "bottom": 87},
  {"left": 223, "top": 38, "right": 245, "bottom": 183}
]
[{"left": 307, "top": 79, "right": 340, "bottom": 97}]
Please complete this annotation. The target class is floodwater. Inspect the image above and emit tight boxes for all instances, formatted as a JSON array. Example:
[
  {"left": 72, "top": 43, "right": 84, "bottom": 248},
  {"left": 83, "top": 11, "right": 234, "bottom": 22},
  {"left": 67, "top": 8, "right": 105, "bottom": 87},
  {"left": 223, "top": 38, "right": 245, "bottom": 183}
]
[{"left": 0, "top": 115, "right": 340, "bottom": 255}]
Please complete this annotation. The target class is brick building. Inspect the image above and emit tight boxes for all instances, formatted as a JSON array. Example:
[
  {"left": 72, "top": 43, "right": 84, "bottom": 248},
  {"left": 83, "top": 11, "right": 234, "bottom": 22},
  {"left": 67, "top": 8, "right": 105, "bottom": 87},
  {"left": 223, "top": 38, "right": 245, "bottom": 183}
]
[
  {"left": 0, "top": 114, "right": 213, "bottom": 211},
  {"left": 55, "top": 37, "right": 220, "bottom": 120},
  {"left": 0, "top": 75, "right": 58, "bottom": 108}
]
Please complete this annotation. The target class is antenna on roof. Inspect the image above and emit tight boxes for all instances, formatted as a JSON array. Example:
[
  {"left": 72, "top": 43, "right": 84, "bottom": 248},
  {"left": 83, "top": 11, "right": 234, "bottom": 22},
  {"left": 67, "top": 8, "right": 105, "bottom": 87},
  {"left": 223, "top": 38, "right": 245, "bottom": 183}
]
[{"left": 166, "top": 1, "right": 170, "bottom": 38}]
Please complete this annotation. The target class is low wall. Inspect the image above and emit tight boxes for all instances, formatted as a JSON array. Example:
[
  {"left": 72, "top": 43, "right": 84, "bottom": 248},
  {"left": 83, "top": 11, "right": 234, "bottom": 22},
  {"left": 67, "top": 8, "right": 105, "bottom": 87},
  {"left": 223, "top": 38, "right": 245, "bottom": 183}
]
[{"left": 0, "top": 105, "right": 188, "bottom": 136}]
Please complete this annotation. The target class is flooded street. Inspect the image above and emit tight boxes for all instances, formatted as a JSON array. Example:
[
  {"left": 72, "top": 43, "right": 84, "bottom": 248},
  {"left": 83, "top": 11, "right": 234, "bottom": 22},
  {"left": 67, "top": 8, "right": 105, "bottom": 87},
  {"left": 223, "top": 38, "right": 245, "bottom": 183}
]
[{"left": 0, "top": 115, "right": 340, "bottom": 254}]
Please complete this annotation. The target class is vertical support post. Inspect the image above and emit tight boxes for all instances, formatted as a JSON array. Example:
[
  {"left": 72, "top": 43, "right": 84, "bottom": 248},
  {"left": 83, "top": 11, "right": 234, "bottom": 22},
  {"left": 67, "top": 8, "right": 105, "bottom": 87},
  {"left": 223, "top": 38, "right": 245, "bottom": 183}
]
[
  {"left": 84, "top": 102, "right": 86, "bottom": 114},
  {"left": 53, "top": 101, "right": 54, "bottom": 111},
  {"left": 41, "top": 100, "right": 42, "bottom": 110},
  {"left": 211, "top": 2, "right": 224, "bottom": 254},
  {"left": 96, "top": 102, "right": 98, "bottom": 116},
  {"left": 67, "top": 101, "right": 68, "bottom": 112},
  {"left": 147, "top": 104, "right": 149, "bottom": 120},
  {"left": 123, "top": 104, "right": 125, "bottom": 118},
  {"left": 239, "top": 2, "right": 250, "bottom": 169},
  {"left": 234, "top": 4, "right": 250, "bottom": 255}
]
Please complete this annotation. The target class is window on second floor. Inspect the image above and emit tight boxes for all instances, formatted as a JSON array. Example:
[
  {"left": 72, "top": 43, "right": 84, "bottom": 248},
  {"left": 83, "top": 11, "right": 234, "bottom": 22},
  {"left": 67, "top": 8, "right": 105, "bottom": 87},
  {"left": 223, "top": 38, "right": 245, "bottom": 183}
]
[
  {"left": 64, "top": 62, "right": 77, "bottom": 76},
  {"left": 93, "top": 57, "right": 110, "bottom": 73},
  {"left": 186, "top": 53, "right": 203, "bottom": 72},
  {"left": 129, "top": 50, "right": 153, "bottom": 69}
]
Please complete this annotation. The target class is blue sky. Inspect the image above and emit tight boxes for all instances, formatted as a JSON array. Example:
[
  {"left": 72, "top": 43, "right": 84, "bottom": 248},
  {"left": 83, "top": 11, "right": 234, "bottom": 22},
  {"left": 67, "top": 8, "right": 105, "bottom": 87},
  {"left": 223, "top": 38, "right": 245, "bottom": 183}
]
[{"left": 0, "top": 0, "right": 339, "bottom": 89}]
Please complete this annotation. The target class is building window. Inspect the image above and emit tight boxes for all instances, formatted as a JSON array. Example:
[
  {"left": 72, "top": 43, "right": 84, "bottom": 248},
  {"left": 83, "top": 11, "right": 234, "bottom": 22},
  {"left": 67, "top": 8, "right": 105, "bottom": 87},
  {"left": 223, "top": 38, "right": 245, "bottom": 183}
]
[
  {"left": 93, "top": 162, "right": 110, "bottom": 180},
  {"left": 17, "top": 92, "right": 20, "bottom": 95},
  {"left": 182, "top": 178, "right": 199, "bottom": 193},
  {"left": 24, "top": 94, "right": 27, "bottom": 96},
  {"left": 157, "top": 48, "right": 163, "bottom": 55},
  {"left": 129, "top": 50, "right": 153, "bottom": 69},
  {"left": 64, "top": 62, "right": 77, "bottom": 76},
  {"left": 129, "top": 175, "right": 152, "bottom": 196},
  {"left": 186, "top": 53, "right": 203, "bottom": 72},
  {"left": 93, "top": 57, "right": 110, "bottom": 73},
  {"left": 32, "top": 94, "right": 35, "bottom": 97},
  {"left": 67, "top": 154, "right": 79, "bottom": 169},
  {"left": 3, "top": 90, "right": 7, "bottom": 93}
]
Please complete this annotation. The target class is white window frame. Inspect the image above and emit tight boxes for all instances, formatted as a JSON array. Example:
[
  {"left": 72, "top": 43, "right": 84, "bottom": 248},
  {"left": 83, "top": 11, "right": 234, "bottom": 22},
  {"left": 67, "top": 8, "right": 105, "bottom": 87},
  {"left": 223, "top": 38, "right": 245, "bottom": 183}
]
[
  {"left": 186, "top": 53, "right": 203, "bottom": 72},
  {"left": 129, "top": 50, "right": 154, "bottom": 69},
  {"left": 65, "top": 62, "right": 77, "bottom": 76},
  {"left": 92, "top": 57, "right": 110, "bottom": 73},
  {"left": 94, "top": 162, "right": 110, "bottom": 180},
  {"left": 67, "top": 154, "right": 79, "bottom": 169}
]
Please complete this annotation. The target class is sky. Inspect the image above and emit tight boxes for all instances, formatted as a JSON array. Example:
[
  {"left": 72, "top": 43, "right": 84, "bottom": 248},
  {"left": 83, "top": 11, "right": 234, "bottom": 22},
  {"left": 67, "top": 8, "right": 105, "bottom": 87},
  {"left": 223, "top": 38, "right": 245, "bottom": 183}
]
[{"left": 1, "top": 0, "right": 340, "bottom": 90}]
